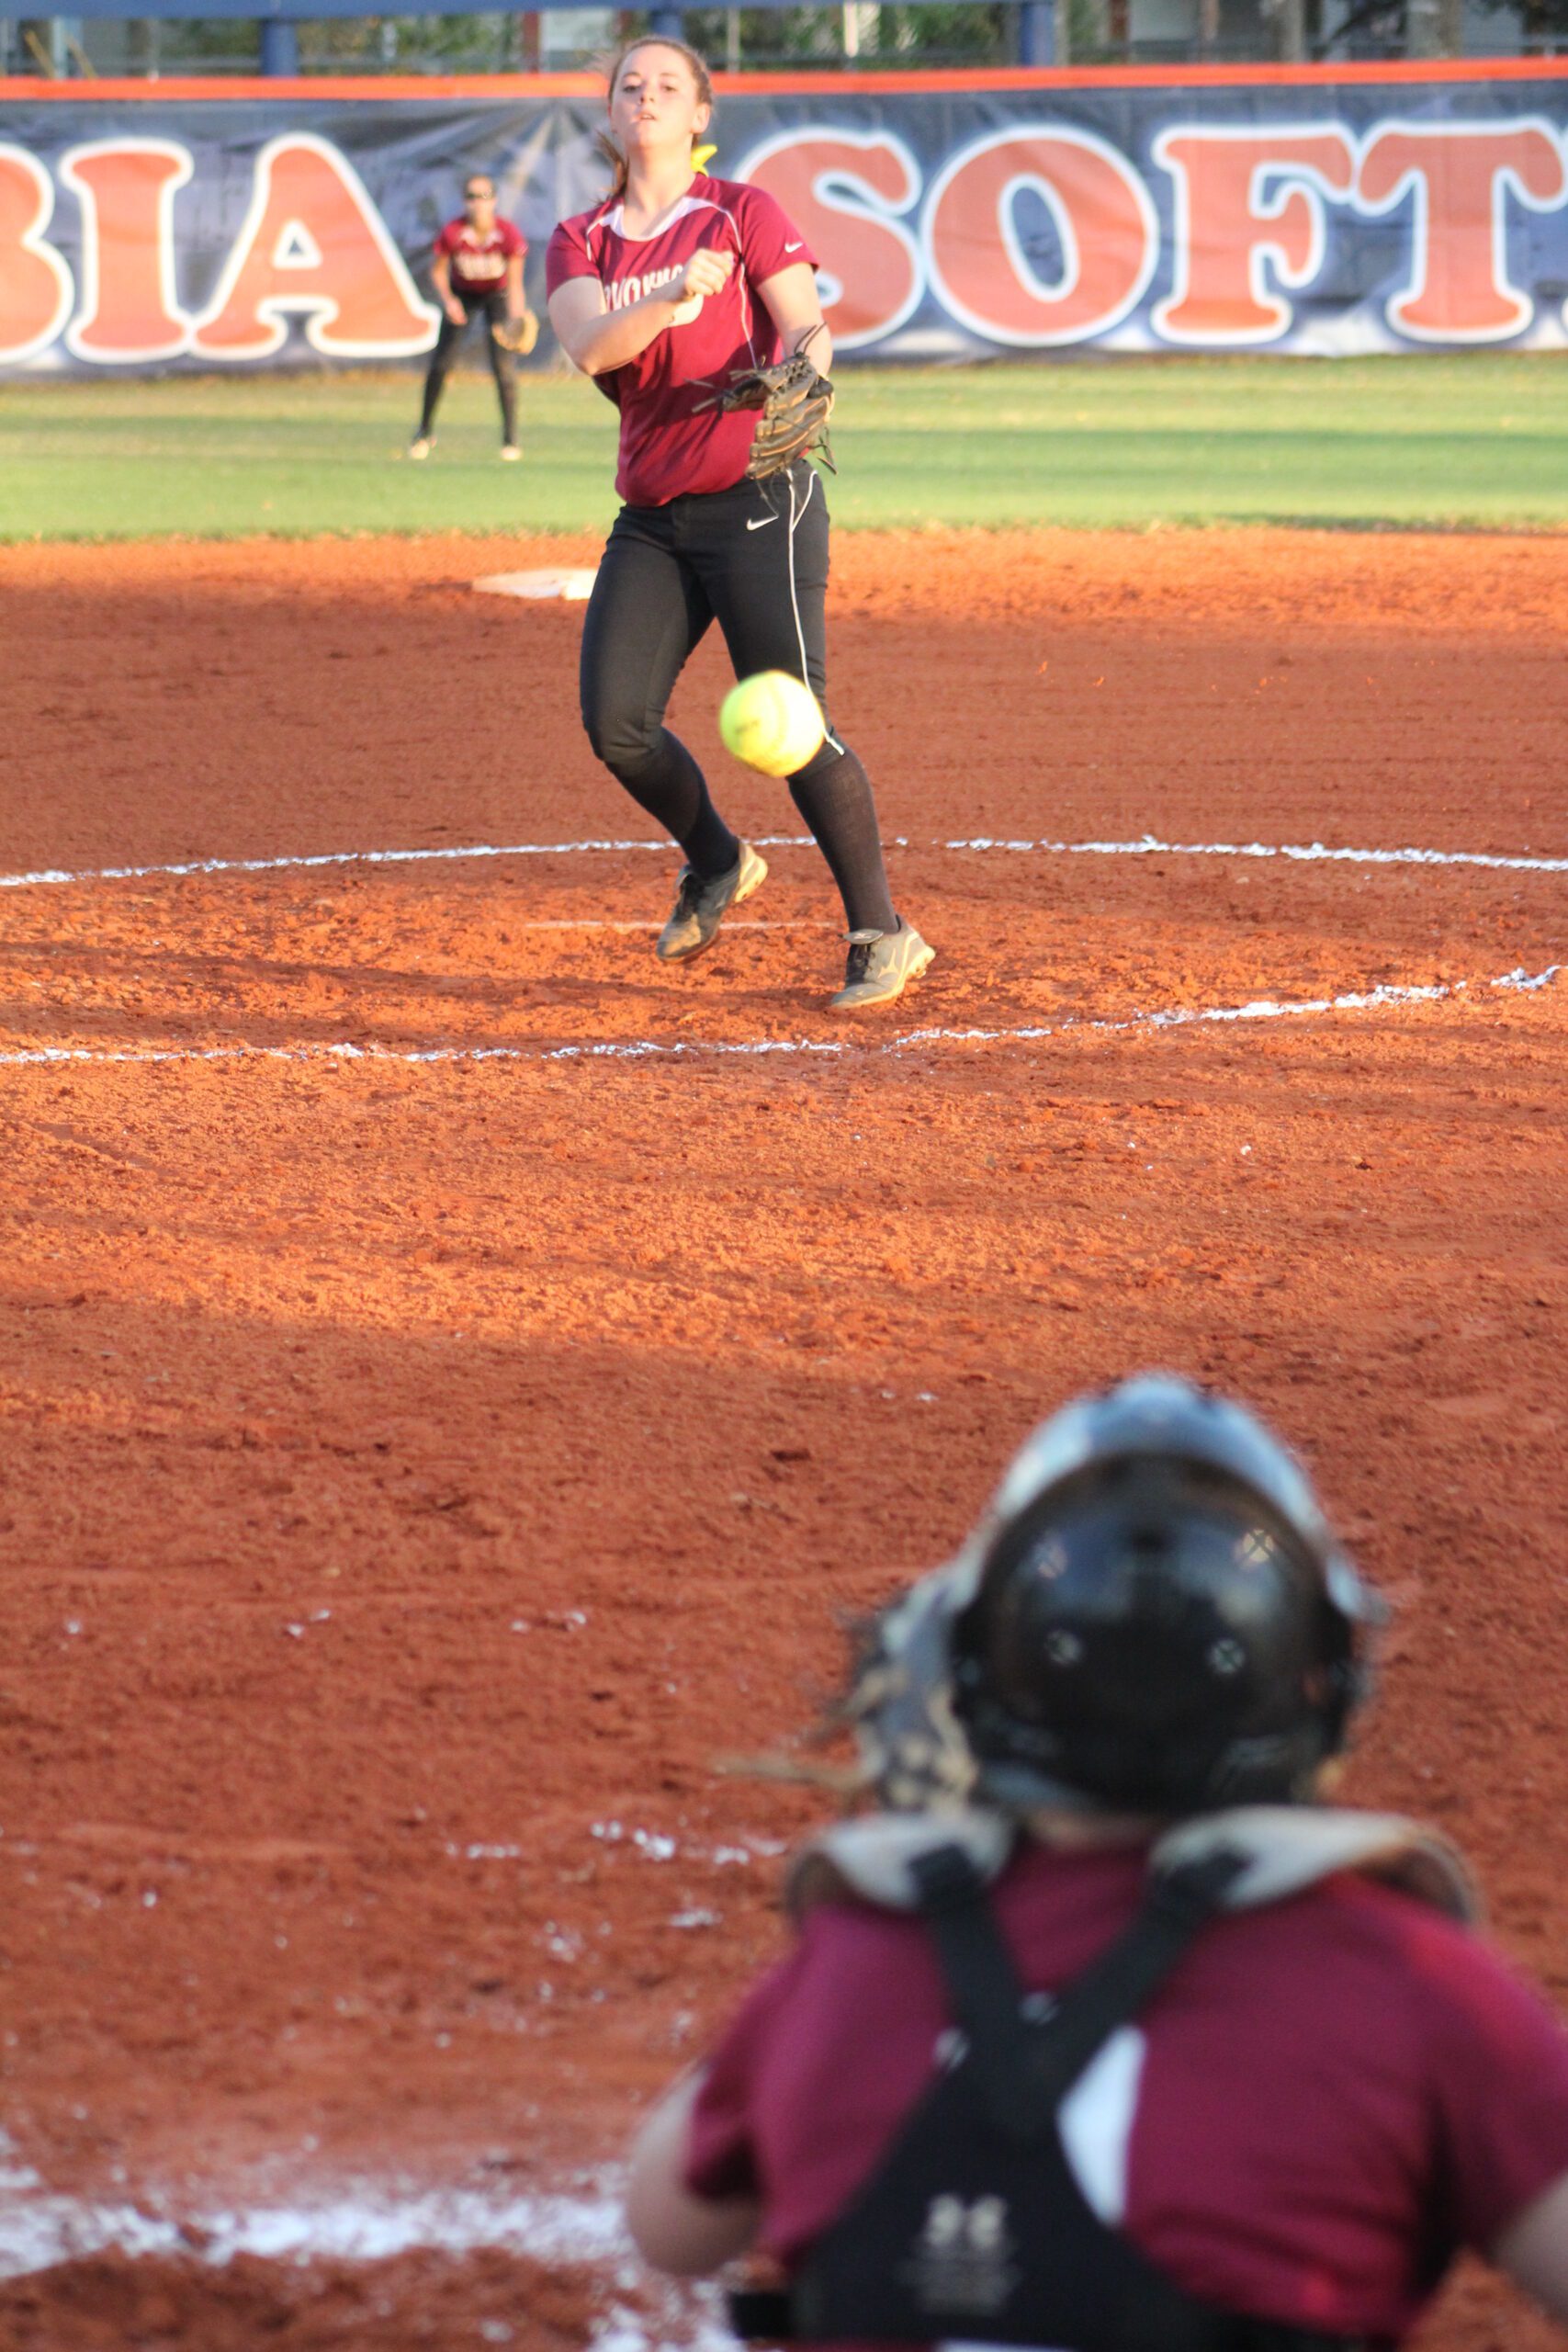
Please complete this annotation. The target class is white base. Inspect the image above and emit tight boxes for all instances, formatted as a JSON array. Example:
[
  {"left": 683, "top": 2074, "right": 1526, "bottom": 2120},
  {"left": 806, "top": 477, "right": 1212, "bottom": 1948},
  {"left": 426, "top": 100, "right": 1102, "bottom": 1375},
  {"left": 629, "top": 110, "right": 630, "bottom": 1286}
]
[{"left": 473, "top": 568, "right": 598, "bottom": 602}]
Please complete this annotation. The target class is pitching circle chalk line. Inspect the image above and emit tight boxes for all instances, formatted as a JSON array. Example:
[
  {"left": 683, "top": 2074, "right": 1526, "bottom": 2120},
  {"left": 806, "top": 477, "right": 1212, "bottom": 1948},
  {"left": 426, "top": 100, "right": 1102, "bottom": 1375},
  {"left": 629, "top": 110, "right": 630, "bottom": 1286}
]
[
  {"left": 3, "top": 832, "right": 1565, "bottom": 893},
  {"left": 0, "top": 964, "right": 1558, "bottom": 1076}
]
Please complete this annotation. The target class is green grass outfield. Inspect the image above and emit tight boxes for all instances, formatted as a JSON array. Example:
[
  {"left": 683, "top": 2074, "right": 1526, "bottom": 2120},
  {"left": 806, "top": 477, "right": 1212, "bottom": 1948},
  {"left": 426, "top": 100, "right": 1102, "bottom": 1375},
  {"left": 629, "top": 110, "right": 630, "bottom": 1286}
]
[{"left": 3, "top": 354, "right": 1564, "bottom": 541}]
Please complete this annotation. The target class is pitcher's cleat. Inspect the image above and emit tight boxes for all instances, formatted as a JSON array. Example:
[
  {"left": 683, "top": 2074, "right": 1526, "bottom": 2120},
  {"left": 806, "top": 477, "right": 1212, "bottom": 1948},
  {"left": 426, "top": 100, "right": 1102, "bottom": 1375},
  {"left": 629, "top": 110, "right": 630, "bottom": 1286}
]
[
  {"left": 830, "top": 921, "right": 935, "bottom": 1011},
  {"left": 408, "top": 436, "right": 432, "bottom": 460},
  {"left": 655, "top": 842, "right": 768, "bottom": 963},
  {"left": 500, "top": 444, "right": 522, "bottom": 462}
]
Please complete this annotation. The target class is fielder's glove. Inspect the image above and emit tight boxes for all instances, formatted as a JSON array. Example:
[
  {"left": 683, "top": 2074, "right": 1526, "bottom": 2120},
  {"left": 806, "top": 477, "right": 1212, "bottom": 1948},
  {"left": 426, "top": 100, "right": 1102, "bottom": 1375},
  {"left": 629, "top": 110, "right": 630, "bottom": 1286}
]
[
  {"left": 492, "top": 309, "right": 540, "bottom": 356},
  {"left": 700, "top": 341, "right": 836, "bottom": 481}
]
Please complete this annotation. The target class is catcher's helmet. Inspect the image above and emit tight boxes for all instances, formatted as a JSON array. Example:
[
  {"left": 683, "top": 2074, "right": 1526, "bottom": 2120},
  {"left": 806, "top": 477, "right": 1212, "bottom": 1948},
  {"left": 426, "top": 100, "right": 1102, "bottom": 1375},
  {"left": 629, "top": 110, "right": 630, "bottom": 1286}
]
[{"left": 948, "top": 1374, "right": 1382, "bottom": 1815}]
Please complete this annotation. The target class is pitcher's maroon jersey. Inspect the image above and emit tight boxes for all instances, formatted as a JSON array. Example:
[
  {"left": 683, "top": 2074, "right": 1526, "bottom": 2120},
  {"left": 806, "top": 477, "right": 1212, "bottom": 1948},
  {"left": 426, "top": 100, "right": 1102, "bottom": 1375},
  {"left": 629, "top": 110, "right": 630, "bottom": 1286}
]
[{"left": 546, "top": 176, "right": 817, "bottom": 505}]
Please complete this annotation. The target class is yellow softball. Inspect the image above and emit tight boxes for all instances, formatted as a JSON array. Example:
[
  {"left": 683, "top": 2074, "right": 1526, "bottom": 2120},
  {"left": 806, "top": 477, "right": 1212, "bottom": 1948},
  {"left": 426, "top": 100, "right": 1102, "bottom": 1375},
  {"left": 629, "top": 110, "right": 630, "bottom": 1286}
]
[{"left": 719, "top": 671, "right": 826, "bottom": 779}]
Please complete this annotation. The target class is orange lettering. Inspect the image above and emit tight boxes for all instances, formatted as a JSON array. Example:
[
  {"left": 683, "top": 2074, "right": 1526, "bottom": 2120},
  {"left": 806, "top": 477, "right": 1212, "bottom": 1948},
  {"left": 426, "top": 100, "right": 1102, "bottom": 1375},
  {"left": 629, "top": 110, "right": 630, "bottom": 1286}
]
[
  {"left": 0, "top": 144, "right": 73, "bottom": 365},
  {"left": 62, "top": 139, "right": 192, "bottom": 363},
  {"left": 192, "top": 133, "right": 436, "bottom": 360},
  {"left": 1154, "top": 128, "right": 1355, "bottom": 345},
  {"left": 925, "top": 130, "right": 1156, "bottom": 348},
  {"left": 741, "top": 130, "right": 922, "bottom": 350},
  {"left": 1357, "top": 119, "right": 1565, "bottom": 342}
]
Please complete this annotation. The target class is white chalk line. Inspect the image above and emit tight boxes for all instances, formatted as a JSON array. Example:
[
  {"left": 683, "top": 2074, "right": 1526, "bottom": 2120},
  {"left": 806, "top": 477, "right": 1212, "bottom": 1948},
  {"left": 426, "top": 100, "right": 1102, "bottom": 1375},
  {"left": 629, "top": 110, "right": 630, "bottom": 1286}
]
[
  {"left": 4, "top": 831, "right": 1566, "bottom": 894},
  {"left": 0, "top": 2130, "right": 631, "bottom": 2281},
  {"left": 0, "top": 964, "right": 1558, "bottom": 1077},
  {"left": 504, "top": 919, "right": 835, "bottom": 933},
  {"left": 0, "top": 2132, "right": 737, "bottom": 2352}
]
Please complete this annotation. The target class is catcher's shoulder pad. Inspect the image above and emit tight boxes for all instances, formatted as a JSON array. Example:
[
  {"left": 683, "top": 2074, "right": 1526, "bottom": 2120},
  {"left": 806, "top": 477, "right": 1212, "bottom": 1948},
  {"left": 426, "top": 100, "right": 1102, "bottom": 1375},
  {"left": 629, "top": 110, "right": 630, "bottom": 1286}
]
[
  {"left": 787, "top": 1808, "right": 1016, "bottom": 1921},
  {"left": 785, "top": 1802, "right": 1478, "bottom": 1931},
  {"left": 1152, "top": 1805, "right": 1480, "bottom": 1925}
]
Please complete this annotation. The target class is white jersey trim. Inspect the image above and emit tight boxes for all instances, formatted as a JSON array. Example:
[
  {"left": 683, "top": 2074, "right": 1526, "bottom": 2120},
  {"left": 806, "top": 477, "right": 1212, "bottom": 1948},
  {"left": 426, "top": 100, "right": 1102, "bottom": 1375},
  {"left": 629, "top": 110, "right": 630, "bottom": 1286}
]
[{"left": 602, "top": 191, "right": 712, "bottom": 243}]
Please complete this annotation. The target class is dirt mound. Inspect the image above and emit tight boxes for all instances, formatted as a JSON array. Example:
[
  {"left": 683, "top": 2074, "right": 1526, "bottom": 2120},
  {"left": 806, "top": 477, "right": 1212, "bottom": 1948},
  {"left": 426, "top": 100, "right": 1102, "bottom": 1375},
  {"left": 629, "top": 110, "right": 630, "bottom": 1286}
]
[{"left": 1, "top": 529, "right": 1563, "bottom": 2351}]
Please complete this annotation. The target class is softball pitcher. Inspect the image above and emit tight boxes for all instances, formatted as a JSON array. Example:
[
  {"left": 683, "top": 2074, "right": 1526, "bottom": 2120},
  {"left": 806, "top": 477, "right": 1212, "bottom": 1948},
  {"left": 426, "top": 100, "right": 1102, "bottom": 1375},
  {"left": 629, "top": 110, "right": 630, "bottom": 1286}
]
[{"left": 545, "top": 37, "right": 931, "bottom": 1011}]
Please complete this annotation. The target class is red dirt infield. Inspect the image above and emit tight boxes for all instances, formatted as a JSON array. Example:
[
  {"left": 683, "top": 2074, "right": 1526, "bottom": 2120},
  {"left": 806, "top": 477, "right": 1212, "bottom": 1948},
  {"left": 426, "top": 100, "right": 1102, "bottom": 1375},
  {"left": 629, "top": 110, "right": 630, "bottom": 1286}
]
[{"left": 0, "top": 529, "right": 1564, "bottom": 2351}]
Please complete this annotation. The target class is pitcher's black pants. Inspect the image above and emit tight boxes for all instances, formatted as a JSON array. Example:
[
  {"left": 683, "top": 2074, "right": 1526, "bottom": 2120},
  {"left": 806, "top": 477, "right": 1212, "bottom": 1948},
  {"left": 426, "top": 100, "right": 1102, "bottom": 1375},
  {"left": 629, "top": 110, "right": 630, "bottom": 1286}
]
[
  {"left": 579, "top": 460, "right": 897, "bottom": 937},
  {"left": 417, "top": 288, "right": 517, "bottom": 446}
]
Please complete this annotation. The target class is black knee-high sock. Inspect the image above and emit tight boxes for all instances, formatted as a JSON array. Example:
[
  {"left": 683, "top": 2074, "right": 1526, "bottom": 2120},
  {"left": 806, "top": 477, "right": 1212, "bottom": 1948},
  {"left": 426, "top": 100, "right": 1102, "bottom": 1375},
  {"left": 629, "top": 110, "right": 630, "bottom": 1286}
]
[
  {"left": 418, "top": 359, "right": 447, "bottom": 437},
  {"left": 611, "top": 730, "right": 741, "bottom": 881},
  {"left": 419, "top": 311, "right": 463, "bottom": 436},
  {"left": 488, "top": 338, "right": 519, "bottom": 446},
  {"left": 789, "top": 746, "right": 897, "bottom": 934}
]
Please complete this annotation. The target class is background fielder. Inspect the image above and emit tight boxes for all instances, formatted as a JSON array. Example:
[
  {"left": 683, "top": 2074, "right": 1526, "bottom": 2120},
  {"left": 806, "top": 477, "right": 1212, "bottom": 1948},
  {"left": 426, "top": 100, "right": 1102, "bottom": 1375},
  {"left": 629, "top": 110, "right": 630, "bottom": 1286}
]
[{"left": 411, "top": 173, "right": 528, "bottom": 462}]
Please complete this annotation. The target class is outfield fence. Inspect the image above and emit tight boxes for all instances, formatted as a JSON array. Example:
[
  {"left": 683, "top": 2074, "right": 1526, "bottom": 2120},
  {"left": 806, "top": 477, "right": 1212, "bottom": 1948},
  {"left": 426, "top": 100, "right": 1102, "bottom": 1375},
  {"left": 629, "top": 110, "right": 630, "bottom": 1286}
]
[{"left": 3, "top": 61, "right": 1566, "bottom": 372}]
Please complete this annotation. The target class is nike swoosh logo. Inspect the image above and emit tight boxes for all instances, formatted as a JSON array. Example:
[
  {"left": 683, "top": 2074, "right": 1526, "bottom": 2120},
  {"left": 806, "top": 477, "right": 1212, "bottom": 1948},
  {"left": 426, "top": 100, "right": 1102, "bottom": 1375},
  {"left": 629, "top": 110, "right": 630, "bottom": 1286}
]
[
  {"left": 746, "top": 514, "right": 778, "bottom": 531},
  {"left": 784, "top": 241, "right": 804, "bottom": 253}
]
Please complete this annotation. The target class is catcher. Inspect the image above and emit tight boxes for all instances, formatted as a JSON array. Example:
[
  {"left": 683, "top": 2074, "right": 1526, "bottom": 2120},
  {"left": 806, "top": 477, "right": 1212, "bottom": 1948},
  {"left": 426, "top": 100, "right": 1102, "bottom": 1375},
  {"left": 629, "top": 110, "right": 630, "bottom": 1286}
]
[
  {"left": 545, "top": 36, "right": 931, "bottom": 1009},
  {"left": 409, "top": 173, "right": 536, "bottom": 464},
  {"left": 625, "top": 1376, "right": 1568, "bottom": 2345}
]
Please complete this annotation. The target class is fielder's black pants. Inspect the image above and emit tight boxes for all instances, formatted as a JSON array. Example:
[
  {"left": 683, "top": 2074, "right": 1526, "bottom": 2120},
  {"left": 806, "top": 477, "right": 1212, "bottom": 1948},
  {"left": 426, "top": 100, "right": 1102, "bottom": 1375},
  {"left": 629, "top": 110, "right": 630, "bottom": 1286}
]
[
  {"left": 579, "top": 461, "right": 897, "bottom": 935},
  {"left": 417, "top": 289, "right": 517, "bottom": 446}
]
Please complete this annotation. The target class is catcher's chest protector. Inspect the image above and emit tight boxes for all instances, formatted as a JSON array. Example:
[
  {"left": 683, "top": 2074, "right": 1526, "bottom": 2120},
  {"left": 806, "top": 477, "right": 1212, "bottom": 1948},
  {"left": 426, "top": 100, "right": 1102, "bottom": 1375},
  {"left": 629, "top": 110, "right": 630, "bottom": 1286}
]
[{"left": 729, "top": 1844, "right": 1382, "bottom": 2352}]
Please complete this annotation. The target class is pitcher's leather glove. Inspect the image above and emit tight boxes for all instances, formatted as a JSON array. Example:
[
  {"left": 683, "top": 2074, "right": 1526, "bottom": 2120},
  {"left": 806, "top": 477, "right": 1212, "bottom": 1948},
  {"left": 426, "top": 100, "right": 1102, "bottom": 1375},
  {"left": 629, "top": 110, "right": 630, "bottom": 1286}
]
[{"left": 701, "top": 344, "right": 836, "bottom": 481}]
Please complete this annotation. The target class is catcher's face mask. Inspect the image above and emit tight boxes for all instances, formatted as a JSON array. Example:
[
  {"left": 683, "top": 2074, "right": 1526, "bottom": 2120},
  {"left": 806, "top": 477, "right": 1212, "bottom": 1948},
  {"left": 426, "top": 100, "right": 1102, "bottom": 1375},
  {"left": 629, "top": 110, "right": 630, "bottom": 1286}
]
[{"left": 844, "top": 1374, "right": 1382, "bottom": 1820}]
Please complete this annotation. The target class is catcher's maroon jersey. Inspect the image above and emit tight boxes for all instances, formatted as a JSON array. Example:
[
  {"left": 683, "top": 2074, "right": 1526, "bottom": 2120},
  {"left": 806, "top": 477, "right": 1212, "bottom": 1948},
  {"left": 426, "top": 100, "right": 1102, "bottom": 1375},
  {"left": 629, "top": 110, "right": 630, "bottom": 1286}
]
[
  {"left": 686, "top": 1838, "right": 1568, "bottom": 2342},
  {"left": 435, "top": 215, "right": 526, "bottom": 298},
  {"left": 545, "top": 176, "right": 817, "bottom": 505}
]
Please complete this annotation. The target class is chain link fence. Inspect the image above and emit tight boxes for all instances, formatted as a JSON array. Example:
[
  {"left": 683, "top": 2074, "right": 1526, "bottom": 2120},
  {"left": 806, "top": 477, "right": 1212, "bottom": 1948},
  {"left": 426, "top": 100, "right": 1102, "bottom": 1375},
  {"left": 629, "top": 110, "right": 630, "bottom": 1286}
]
[{"left": 2, "top": 0, "right": 1557, "bottom": 77}]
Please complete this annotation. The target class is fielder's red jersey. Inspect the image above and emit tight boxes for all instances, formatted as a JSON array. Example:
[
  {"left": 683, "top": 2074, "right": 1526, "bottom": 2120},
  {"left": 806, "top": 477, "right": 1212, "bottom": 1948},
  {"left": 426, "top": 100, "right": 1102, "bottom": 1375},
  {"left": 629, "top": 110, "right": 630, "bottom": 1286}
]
[
  {"left": 434, "top": 215, "right": 525, "bottom": 299},
  {"left": 545, "top": 176, "right": 817, "bottom": 506},
  {"left": 687, "top": 1838, "right": 1568, "bottom": 2343}
]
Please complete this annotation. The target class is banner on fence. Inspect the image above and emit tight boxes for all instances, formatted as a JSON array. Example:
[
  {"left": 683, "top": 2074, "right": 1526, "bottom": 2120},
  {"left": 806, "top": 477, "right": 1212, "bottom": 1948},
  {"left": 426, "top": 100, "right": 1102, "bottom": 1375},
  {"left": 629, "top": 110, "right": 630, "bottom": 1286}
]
[{"left": 3, "top": 73, "right": 1567, "bottom": 371}]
